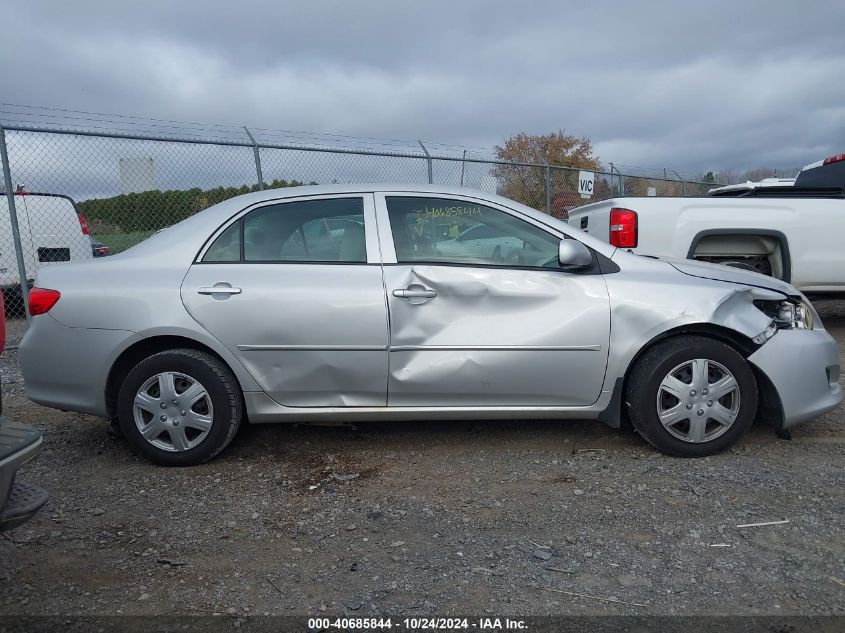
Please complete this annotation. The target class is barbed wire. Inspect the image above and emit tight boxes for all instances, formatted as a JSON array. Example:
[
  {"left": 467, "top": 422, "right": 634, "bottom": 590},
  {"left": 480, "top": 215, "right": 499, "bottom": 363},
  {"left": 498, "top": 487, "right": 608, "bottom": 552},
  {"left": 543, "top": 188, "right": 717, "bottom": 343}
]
[{"left": 0, "top": 103, "right": 716, "bottom": 181}]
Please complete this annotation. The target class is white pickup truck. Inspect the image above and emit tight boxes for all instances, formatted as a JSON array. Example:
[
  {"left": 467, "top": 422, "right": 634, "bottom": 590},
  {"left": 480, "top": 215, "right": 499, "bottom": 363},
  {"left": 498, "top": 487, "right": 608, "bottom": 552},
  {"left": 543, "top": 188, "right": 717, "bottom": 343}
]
[{"left": 568, "top": 153, "right": 845, "bottom": 297}]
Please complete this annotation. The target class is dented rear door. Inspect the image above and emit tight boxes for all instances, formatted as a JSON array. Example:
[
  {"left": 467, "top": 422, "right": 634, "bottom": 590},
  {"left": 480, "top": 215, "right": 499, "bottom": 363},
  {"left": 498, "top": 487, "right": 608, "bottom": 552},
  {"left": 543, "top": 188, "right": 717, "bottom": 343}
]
[
  {"left": 376, "top": 193, "right": 611, "bottom": 407},
  {"left": 182, "top": 194, "right": 388, "bottom": 407}
]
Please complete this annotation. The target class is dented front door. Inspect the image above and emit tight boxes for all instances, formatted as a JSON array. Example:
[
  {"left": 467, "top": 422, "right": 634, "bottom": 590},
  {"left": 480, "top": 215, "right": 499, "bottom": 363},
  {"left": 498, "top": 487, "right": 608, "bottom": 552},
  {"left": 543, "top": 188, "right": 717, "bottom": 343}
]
[
  {"left": 382, "top": 265, "right": 610, "bottom": 406},
  {"left": 376, "top": 193, "right": 611, "bottom": 407}
]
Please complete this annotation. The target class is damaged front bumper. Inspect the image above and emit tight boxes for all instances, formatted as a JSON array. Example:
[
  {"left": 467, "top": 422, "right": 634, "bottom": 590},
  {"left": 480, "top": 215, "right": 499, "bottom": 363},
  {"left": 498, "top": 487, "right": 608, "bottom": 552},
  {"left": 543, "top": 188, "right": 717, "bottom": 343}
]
[{"left": 748, "top": 328, "right": 842, "bottom": 429}]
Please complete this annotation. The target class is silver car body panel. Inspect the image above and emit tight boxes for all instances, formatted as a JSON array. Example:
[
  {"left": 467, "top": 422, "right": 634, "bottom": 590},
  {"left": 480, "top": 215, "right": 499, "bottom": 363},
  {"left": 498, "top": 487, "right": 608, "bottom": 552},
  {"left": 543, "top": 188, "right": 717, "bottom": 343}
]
[
  {"left": 17, "top": 184, "right": 842, "bottom": 431},
  {"left": 182, "top": 193, "right": 388, "bottom": 407},
  {"left": 19, "top": 315, "right": 141, "bottom": 416},
  {"left": 747, "top": 329, "right": 841, "bottom": 428},
  {"left": 181, "top": 263, "right": 388, "bottom": 406},
  {"left": 374, "top": 191, "right": 610, "bottom": 407},
  {"left": 242, "top": 391, "right": 609, "bottom": 423},
  {"left": 663, "top": 257, "right": 798, "bottom": 295},
  {"left": 382, "top": 264, "right": 610, "bottom": 406},
  {"left": 600, "top": 252, "right": 783, "bottom": 384}
]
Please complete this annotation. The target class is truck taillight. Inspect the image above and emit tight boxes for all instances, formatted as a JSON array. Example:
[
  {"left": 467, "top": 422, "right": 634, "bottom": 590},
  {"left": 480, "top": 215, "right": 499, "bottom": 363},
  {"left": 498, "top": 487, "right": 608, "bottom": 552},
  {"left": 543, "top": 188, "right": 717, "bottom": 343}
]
[
  {"left": 28, "top": 288, "right": 61, "bottom": 316},
  {"left": 609, "top": 208, "right": 637, "bottom": 248},
  {"left": 77, "top": 213, "right": 90, "bottom": 235},
  {"left": 822, "top": 153, "right": 845, "bottom": 165}
]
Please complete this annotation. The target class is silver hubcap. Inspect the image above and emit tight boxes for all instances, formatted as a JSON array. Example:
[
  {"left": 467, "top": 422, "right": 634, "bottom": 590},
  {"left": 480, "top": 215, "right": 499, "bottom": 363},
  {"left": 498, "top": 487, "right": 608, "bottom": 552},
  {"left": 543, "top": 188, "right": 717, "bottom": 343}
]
[
  {"left": 133, "top": 372, "right": 214, "bottom": 452},
  {"left": 656, "top": 359, "right": 740, "bottom": 443}
]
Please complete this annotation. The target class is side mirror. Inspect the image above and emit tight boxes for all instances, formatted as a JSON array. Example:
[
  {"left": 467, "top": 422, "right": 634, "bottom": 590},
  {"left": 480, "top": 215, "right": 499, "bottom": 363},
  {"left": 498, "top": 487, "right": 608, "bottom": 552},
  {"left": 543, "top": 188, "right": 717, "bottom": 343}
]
[{"left": 558, "top": 239, "right": 593, "bottom": 270}]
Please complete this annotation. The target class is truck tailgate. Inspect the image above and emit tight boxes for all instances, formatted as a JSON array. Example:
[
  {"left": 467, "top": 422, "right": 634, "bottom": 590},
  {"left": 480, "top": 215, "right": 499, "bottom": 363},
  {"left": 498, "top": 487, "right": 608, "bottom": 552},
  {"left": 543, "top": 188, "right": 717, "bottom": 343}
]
[{"left": 568, "top": 200, "right": 614, "bottom": 242}]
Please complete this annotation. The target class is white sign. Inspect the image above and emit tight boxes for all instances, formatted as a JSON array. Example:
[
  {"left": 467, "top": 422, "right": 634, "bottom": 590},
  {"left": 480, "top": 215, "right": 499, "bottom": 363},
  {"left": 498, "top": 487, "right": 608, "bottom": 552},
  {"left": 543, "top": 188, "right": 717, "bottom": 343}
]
[
  {"left": 578, "top": 170, "right": 594, "bottom": 198},
  {"left": 647, "top": 186, "right": 657, "bottom": 197},
  {"left": 119, "top": 157, "right": 156, "bottom": 194}
]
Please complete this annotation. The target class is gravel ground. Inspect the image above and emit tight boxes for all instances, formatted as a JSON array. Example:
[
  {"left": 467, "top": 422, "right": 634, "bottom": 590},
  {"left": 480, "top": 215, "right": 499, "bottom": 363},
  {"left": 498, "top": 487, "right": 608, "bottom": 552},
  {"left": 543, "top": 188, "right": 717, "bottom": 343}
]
[
  {"left": 0, "top": 302, "right": 843, "bottom": 618},
  {"left": 3, "top": 317, "right": 27, "bottom": 348}
]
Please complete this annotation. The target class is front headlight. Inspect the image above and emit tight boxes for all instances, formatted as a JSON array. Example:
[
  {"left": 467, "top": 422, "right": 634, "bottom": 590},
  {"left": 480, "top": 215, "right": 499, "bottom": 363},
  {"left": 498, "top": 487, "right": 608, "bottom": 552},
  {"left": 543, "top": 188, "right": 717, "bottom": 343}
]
[
  {"left": 754, "top": 298, "right": 814, "bottom": 330},
  {"left": 777, "top": 300, "right": 813, "bottom": 330}
]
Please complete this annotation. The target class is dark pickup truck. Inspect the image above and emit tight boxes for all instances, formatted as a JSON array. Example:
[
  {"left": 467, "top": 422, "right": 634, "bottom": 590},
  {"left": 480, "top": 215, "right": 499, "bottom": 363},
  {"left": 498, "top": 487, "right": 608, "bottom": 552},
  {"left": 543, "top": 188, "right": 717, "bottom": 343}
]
[{"left": 0, "top": 290, "right": 47, "bottom": 531}]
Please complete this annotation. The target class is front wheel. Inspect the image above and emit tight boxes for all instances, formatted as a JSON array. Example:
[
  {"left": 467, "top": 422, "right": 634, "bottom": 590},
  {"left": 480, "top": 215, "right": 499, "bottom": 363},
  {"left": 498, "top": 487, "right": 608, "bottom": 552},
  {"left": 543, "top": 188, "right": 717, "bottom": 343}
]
[
  {"left": 116, "top": 348, "right": 242, "bottom": 466},
  {"left": 625, "top": 336, "right": 758, "bottom": 457}
]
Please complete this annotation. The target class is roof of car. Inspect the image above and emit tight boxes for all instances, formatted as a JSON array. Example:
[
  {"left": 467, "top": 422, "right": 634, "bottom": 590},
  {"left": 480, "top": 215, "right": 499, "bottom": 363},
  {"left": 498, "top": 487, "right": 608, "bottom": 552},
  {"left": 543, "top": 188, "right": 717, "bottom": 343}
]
[
  {"left": 115, "top": 183, "right": 616, "bottom": 263},
  {"left": 174, "top": 183, "right": 537, "bottom": 227},
  {"left": 244, "top": 183, "right": 497, "bottom": 198}
]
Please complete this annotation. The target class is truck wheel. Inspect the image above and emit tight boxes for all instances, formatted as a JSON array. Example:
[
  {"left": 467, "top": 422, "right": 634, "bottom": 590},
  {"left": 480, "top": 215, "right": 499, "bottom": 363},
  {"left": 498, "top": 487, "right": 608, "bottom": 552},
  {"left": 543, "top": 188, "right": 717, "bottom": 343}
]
[
  {"left": 116, "top": 349, "right": 242, "bottom": 466},
  {"left": 625, "top": 336, "right": 757, "bottom": 457}
]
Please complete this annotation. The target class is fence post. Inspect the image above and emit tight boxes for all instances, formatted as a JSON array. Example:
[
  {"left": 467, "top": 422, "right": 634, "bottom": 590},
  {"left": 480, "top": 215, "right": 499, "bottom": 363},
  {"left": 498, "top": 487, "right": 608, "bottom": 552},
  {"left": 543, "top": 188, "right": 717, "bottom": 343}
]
[
  {"left": 670, "top": 170, "right": 686, "bottom": 197},
  {"left": 543, "top": 163, "right": 551, "bottom": 214},
  {"left": 0, "top": 126, "right": 31, "bottom": 322},
  {"left": 460, "top": 149, "right": 466, "bottom": 186},
  {"left": 244, "top": 126, "right": 264, "bottom": 190},
  {"left": 418, "top": 140, "right": 433, "bottom": 184}
]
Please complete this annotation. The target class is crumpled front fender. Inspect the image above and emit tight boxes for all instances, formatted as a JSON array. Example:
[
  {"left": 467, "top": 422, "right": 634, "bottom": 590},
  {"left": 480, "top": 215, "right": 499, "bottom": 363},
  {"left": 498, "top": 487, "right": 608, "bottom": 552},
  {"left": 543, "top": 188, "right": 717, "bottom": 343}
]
[{"left": 605, "top": 265, "right": 785, "bottom": 386}]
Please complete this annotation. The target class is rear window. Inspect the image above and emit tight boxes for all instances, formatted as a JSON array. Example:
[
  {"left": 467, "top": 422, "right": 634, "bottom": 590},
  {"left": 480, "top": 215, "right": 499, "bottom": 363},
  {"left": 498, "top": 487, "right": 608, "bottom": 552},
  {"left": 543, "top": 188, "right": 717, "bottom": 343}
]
[{"left": 795, "top": 160, "right": 845, "bottom": 189}]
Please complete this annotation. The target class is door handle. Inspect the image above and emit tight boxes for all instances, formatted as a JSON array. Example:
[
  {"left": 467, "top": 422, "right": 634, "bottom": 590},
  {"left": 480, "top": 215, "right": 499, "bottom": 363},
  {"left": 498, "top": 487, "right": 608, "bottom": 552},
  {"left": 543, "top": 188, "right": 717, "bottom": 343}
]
[
  {"left": 393, "top": 287, "right": 437, "bottom": 299},
  {"left": 197, "top": 285, "right": 242, "bottom": 295}
]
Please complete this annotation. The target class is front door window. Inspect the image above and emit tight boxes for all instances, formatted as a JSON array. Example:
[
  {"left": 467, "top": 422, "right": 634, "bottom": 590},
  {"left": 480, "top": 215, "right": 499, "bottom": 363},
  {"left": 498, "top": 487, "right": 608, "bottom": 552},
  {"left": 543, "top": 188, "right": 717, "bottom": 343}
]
[{"left": 386, "top": 196, "right": 560, "bottom": 268}]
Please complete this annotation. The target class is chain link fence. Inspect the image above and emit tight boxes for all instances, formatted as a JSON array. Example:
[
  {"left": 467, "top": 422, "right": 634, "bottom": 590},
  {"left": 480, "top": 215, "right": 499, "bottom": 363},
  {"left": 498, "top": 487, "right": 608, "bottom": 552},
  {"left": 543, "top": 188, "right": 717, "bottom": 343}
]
[{"left": 0, "top": 122, "right": 718, "bottom": 345}]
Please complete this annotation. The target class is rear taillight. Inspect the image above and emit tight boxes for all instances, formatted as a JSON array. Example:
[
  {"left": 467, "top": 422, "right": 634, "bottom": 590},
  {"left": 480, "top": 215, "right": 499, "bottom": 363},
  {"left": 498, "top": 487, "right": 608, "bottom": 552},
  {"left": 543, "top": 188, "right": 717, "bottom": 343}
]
[
  {"left": 28, "top": 287, "right": 61, "bottom": 316},
  {"left": 77, "top": 213, "right": 90, "bottom": 235},
  {"left": 609, "top": 208, "right": 637, "bottom": 248},
  {"left": 822, "top": 153, "right": 845, "bottom": 165}
]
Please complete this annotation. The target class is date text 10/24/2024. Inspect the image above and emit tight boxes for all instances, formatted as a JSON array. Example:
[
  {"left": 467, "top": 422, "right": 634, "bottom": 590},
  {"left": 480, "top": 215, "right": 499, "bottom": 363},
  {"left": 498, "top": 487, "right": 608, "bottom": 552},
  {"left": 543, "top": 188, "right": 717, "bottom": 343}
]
[{"left": 307, "top": 618, "right": 528, "bottom": 630}]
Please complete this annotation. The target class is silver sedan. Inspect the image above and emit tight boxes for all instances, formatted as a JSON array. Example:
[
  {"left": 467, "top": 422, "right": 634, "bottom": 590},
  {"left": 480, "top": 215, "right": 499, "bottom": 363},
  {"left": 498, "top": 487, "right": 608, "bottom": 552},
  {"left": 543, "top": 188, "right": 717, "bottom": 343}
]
[{"left": 19, "top": 185, "right": 842, "bottom": 465}]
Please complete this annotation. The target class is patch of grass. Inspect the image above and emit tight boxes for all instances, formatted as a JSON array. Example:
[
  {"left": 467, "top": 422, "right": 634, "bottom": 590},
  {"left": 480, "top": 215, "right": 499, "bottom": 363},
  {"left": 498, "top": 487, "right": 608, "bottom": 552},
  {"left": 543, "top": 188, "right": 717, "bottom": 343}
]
[{"left": 93, "top": 231, "right": 155, "bottom": 254}]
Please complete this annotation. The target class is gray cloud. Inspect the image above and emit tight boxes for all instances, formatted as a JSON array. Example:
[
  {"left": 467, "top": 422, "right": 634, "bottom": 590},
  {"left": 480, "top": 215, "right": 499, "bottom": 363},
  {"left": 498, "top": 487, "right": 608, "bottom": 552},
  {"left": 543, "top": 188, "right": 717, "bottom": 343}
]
[{"left": 2, "top": 0, "right": 844, "bottom": 176}]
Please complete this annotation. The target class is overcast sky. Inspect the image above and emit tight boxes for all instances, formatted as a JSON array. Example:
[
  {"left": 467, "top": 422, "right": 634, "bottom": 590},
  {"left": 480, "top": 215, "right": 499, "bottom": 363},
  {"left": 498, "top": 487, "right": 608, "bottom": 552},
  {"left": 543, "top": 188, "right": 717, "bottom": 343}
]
[{"left": 2, "top": 0, "right": 844, "bottom": 175}]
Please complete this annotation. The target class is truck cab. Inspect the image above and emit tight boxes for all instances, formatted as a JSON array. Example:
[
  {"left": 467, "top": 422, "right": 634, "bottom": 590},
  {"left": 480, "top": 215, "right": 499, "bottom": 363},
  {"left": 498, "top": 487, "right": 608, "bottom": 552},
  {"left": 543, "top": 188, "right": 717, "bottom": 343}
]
[{"left": 567, "top": 154, "right": 845, "bottom": 296}]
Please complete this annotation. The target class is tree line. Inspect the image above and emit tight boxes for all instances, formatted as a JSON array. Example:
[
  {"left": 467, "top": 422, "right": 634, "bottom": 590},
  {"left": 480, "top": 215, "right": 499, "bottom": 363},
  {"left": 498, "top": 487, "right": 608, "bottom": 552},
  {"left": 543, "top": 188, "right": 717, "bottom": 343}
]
[
  {"left": 77, "top": 179, "right": 313, "bottom": 233},
  {"left": 77, "top": 129, "right": 794, "bottom": 234}
]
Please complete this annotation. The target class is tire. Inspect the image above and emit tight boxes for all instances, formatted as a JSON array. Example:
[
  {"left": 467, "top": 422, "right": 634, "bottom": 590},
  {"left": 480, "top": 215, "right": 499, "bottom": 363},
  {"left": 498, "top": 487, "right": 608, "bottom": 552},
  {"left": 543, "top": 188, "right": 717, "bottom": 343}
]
[
  {"left": 116, "top": 348, "right": 242, "bottom": 466},
  {"left": 625, "top": 336, "right": 757, "bottom": 457}
]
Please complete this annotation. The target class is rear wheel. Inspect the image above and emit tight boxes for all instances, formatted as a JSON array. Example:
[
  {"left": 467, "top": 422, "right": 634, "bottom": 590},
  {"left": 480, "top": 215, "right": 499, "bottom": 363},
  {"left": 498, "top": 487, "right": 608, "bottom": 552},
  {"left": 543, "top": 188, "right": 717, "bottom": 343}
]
[
  {"left": 116, "top": 348, "right": 242, "bottom": 466},
  {"left": 625, "top": 336, "right": 757, "bottom": 457}
]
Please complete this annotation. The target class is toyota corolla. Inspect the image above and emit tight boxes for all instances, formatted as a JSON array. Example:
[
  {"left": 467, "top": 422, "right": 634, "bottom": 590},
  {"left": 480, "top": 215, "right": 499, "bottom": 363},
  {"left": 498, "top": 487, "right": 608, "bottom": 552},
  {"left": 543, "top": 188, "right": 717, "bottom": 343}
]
[{"left": 18, "top": 185, "right": 842, "bottom": 465}]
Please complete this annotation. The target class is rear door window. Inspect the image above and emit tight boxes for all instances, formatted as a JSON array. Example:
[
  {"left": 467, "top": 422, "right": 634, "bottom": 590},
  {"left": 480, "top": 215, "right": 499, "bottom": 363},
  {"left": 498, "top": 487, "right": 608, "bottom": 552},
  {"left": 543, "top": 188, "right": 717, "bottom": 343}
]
[{"left": 203, "top": 197, "right": 366, "bottom": 263}]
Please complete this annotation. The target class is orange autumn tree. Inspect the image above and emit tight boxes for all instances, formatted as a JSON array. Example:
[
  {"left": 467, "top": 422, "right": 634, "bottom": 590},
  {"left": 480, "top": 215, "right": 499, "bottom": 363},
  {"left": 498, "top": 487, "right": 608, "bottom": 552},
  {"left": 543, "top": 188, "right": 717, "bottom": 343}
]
[{"left": 493, "top": 131, "right": 602, "bottom": 211}]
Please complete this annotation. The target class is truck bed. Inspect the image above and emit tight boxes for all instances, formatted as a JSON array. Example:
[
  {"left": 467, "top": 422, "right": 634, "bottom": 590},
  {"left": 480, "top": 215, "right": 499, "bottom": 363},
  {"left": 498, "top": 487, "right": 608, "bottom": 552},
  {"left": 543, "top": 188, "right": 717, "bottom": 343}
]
[{"left": 567, "top": 195, "right": 845, "bottom": 294}]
